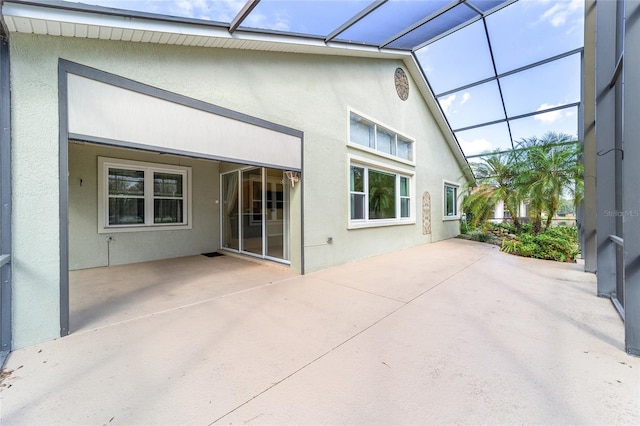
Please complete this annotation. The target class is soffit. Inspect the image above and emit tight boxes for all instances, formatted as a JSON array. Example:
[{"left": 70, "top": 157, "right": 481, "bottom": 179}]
[{"left": 1, "top": 0, "right": 583, "bottom": 167}]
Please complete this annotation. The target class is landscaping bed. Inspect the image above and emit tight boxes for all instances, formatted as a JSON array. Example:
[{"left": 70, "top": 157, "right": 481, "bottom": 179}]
[{"left": 459, "top": 222, "right": 580, "bottom": 263}]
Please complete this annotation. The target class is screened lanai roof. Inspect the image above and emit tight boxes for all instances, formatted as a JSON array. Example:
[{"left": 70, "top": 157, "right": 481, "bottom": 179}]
[{"left": 7, "top": 0, "right": 584, "bottom": 159}]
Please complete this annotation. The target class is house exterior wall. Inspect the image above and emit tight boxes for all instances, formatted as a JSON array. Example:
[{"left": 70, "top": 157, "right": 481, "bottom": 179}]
[
  {"left": 68, "top": 142, "right": 219, "bottom": 270},
  {"left": 9, "top": 33, "right": 466, "bottom": 348}
]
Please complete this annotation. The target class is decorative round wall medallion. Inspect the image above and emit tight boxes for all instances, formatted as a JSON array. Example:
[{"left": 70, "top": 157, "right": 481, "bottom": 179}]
[{"left": 394, "top": 67, "right": 409, "bottom": 101}]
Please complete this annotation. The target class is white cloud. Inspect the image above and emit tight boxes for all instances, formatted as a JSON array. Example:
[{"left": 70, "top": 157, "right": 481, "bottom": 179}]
[
  {"left": 175, "top": 0, "right": 194, "bottom": 16},
  {"left": 168, "top": 0, "right": 248, "bottom": 23},
  {"left": 539, "top": 0, "right": 582, "bottom": 28},
  {"left": 534, "top": 103, "right": 564, "bottom": 124},
  {"left": 270, "top": 12, "right": 291, "bottom": 31},
  {"left": 243, "top": 6, "right": 291, "bottom": 31},
  {"left": 458, "top": 137, "right": 494, "bottom": 156},
  {"left": 439, "top": 94, "right": 456, "bottom": 114},
  {"left": 461, "top": 92, "right": 471, "bottom": 105}
]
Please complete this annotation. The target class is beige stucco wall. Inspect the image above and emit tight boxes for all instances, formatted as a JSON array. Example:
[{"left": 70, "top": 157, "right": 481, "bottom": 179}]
[
  {"left": 68, "top": 142, "right": 219, "bottom": 270},
  {"left": 9, "top": 33, "right": 466, "bottom": 348}
]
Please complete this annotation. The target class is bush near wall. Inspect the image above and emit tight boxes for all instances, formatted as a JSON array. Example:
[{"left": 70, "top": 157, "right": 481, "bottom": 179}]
[
  {"left": 499, "top": 225, "right": 580, "bottom": 262},
  {"left": 459, "top": 222, "right": 580, "bottom": 263}
]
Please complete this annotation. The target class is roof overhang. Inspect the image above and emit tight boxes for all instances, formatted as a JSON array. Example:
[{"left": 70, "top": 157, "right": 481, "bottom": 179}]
[
  {"left": 2, "top": 1, "right": 412, "bottom": 58},
  {"left": 1, "top": 0, "right": 473, "bottom": 182}
]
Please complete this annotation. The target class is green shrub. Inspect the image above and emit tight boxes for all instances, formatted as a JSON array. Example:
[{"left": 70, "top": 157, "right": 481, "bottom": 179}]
[
  {"left": 460, "top": 220, "right": 471, "bottom": 235},
  {"left": 500, "top": 239, "right": 518, "bottom": 253},
  {"left": 499, "top": 222, "right": 518, "bottom": 234},
  {"left": 469, "top": 231, "right": 492, "bottom": 242},
  {"left": 518, "top": 233, "right": 535, "bottom": 244},
  {"left": 498, "top": 225, "right": 580, "bottom": 262},
  {"left": 534, "top": 233, "right": 569, "bottom": 262},
  {"left": 548, "top": 225, "right": 578, "bottom": 240},
  {"left": 517, "top": 242, "right": 540, "bottom": 258},
  {"left": 519, "top": 223, "right": 533, "bottom": 234}
]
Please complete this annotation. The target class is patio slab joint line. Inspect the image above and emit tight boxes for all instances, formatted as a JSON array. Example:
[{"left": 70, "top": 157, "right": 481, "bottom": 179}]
[
  {"left": 209, "top": 251, "right": 490, "bottom": 425},
  {"left": 318, "top": 281, "right": 407, "bottom": 303}
]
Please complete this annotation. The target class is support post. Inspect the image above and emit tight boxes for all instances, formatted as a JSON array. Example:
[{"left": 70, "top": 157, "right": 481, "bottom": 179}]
[
  {"left": 623, "top": 0, "right": 640, "bottom": 356},
  {"left": 0, "top": 37, "right": 11, "bottom": 361},
  {"left": 594, "top": 0, "right": 619, "bottom": 297},
  {"left": 581, "top": 0, "right": 597, "bottom": 273}
]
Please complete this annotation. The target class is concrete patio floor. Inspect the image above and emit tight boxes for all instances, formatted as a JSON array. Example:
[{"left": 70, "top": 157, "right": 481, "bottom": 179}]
[{"left": 0, "top": 238, "right": 638, "bottom": 425}]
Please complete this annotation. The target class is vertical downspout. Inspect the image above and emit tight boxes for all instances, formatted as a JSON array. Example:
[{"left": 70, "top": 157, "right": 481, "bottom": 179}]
[{"left": 0, "top": 13, "right": 12, "bottom": 364}]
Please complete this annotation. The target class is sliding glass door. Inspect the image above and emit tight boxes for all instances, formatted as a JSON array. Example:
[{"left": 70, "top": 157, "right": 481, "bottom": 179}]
[
  {"left": 221, "top": 167, "right": 289, "bottom": 263},
  {"left": 241, "top": 168, "right": 263, "bottom": 255},
  {"left": 221, "top": 172, "right": 239, "bottom": 251},
  {"left": 266, "top": 168, "right": 289, "bottom": 260}
]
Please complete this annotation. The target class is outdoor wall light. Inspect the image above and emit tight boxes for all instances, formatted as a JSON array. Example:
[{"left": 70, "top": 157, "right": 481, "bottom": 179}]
[{"left": 284, "top": 171, "right": 300, "bottom": 188}]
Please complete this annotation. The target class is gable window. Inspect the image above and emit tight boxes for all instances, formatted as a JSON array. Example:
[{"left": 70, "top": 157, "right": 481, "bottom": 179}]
[
  {"left": 349, "top": 160, "right": 413, "bottom": 227},
  {"left": 98, "top": 157, "right": 191, "bottom": 232},
  {"left": 444, "top": 183, "right": 459, "bottom": 219},
  {"left": 349, "top": 111, "right": 414, "bottom": 162}
]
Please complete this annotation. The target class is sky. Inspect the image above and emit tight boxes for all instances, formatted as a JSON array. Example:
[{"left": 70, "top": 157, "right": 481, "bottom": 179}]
[
  {"left": 66, "top": 0, "right": 584, "bottom": 158},
  {"left": 416, "top": 0, "right": 583, "bottom": 156}
]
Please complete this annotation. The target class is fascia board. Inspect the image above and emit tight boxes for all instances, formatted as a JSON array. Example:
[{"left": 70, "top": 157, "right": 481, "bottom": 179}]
[
  {"left": 2, "top": 2, "right": 231, "bottom": 37},
  {"left": 403, "top": 55, "right": 474, "bottom": 184},
  {"left": 1, "top": 1, "right": 412, "bottom": 60}
]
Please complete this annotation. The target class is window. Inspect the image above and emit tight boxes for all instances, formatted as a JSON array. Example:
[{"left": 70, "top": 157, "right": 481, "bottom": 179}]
[
  {"left": 98, "top": 157, "right": 191, "bottom": 232},
  {"left": 349, "top": 161, "right": 413, "bottom": 226},
  {"left": 503, "top": 202, "right": 512, "bottom": 218},
  {"left": 349, "top": 111, "right": 414, "bottom": 162},
  {"left": 444, "top": 183, "right": 459, "bottom": 218},
  {"left": 153, "top": 172, "right": 184, "bottom": 224},
  {"left": 400, "top": 176, "right": 410, "bottom": 218}
]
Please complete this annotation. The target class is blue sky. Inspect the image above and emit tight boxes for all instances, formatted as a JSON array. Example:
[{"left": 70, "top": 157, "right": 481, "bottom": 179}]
[
  {"left": 66, "top": 0, "right": 584, "bottom": 158},
  {"left": 416, "top": 0, "right": 583, "bottom": 156}
]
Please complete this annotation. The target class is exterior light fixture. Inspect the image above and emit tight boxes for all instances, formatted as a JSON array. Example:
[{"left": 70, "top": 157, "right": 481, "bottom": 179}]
[{"left": 284, "top": 171, "right": 300, "bottom": 187}]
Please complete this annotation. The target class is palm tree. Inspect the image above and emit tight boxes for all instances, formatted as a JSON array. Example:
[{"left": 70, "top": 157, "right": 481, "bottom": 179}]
[
  {"left": 514, "top": 132, "right": 583, "bottom": 233},
  {"left": 463, "top": 150, "right": 522, "bottom": 229},
  {"left": 368, "top": 171, "right": 395, "bottom": 219}
]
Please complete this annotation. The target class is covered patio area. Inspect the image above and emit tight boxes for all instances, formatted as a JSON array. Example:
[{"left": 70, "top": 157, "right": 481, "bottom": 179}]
[
  {"left": 1, "top": 238, "right": 637, "bottom": 424},
  {"left": 69, "top": 253, "right": 296, "bottom": 333}
]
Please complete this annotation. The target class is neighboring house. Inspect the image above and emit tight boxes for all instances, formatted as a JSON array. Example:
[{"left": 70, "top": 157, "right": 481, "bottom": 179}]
[
  {"left": 0, "top": 1, "right": 472, "bottom": 349},
  {"left": 493, "top": 202, "right": 576, "bottom": 226},
  {"left": 492, "top": 202, "right": 528, "bottom": 223}
]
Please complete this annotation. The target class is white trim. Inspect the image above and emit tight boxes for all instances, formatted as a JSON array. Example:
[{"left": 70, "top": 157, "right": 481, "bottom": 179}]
[
  {"left": 348, "top": 219, "right": 415, "bottom": 230},
  {"left": 1, "top": 2, "right": 412, "bottom": 60},
  {"left": 404, "top": 56, "right": 473, "bottom": 183},
  {"left": 348, "top": 154, "right": 415, "bottom": 175},
  {"left": 348, "top": 108, "right": 413, "bottom": 139},
  {"left": 347, "top": 142, "right": 416, "bottom": 167},
  {"left": 347, "top": 154, "right": 416, "bottom": 229},
  {"left": 98, "top": 157, "right": 192, "bottom": 233},
  {"left": 347, "top": 107, "right": 416, "bottom": 165},
  {"left": 219, "top": 168, "right": 292, "bottom": 265},
  {"left": 443, "top": 180, "right": 460, "bottom": 221}
]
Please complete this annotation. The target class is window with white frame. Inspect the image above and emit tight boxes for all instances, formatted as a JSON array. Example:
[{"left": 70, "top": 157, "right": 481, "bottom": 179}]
[
  {"left": 444, "top": 183, "right": 459, "bottom": 218},
  {"left": 503, "top": 202, "right": 512, "bottom": 218},
  {"left": 98, "top": 157, "right": 191, "bottom": 232},
  {"left": 349, "top": 111, "right": 414, "bottom": 162},
  {"left": 350, "top": 162, "right": 412, "bottom": 225}
]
